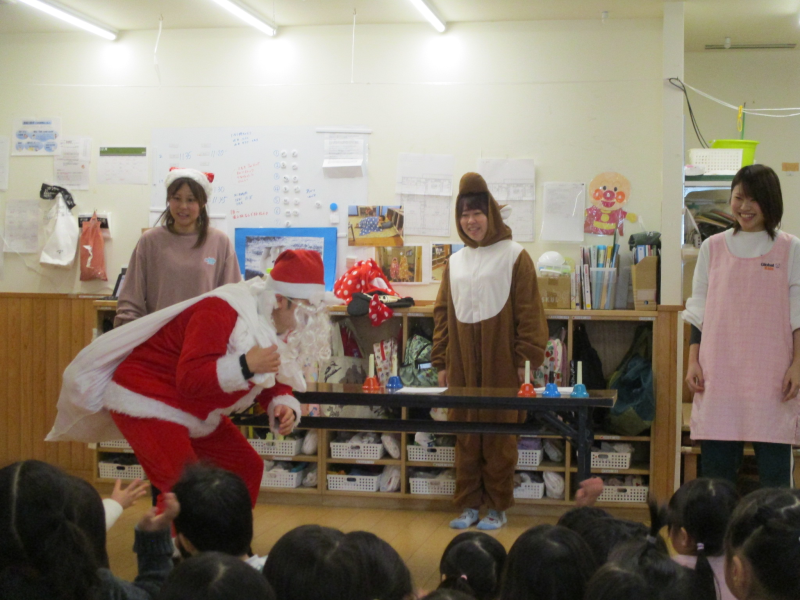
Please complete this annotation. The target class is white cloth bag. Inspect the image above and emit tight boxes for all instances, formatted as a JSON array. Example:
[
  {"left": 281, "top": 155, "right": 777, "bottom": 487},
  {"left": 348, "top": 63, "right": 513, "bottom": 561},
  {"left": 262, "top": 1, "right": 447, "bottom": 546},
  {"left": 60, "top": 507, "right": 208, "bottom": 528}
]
[{"left": 40, "top": 194, "right": 79, "bottom": 267}]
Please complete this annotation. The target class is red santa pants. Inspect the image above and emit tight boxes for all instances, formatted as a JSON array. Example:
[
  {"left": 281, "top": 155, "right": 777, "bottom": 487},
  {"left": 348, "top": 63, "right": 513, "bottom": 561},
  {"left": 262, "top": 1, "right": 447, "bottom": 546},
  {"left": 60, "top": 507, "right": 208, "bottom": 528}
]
[{"left": 110, "top": 412, "right": 264, "bottom": 508}]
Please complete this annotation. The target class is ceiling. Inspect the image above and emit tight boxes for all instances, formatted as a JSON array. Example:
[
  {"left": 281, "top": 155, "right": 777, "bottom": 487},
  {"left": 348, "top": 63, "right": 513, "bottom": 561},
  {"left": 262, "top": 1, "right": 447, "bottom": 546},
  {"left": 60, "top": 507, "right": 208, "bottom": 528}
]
[{"left": 1, "top": 0, "right": 799, "bottom": 51}]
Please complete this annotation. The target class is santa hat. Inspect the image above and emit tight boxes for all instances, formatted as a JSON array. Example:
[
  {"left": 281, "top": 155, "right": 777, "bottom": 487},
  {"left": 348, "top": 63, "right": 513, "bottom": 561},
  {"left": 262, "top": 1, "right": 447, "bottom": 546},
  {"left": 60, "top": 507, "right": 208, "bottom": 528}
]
[
  {"left": 266, "top": 249, "right": 326, "bottom": 300},
  {"left": 164, "top": 167, "right": 214, "bottom": 199}
]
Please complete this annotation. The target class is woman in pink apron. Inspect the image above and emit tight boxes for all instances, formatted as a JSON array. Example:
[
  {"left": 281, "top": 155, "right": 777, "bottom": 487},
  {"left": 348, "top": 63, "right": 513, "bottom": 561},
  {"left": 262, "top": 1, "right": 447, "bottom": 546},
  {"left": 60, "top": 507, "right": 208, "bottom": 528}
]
[{"left": 684, "top": 164, "right": 800, "bottom": 487}]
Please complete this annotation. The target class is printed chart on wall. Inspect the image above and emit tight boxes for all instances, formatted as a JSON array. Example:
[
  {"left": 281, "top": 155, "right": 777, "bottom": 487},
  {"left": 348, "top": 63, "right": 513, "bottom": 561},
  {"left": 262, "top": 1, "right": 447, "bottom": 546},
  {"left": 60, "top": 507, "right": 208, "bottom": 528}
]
[
  {"left": 396, "top": 153, "right": 454, "bottom": 238},
  {"left": 477, "top": 158, "right": 536, "bottom": 242}
]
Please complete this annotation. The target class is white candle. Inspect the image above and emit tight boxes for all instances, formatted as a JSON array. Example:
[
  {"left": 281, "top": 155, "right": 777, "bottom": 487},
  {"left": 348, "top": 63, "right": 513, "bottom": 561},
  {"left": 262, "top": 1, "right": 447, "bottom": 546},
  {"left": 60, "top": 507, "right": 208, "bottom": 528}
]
[
  {"left": 577, "top": 361, "right": 583, "bottom": 385},
  {"left": 525, "top": 361, "right": 530, "bottom": 384},
  {"left": 392, "top": 353, "right": 398, "bottom": 376},
  {"left": 369, "top": 354, "right": 375, "bottom": 378}
]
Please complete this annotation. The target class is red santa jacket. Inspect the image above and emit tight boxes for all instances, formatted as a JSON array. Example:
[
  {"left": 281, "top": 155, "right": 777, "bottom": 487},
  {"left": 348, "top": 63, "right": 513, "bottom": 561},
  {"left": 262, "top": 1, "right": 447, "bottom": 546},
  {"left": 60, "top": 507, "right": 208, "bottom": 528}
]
[{"left": 105, "top": 297, "right": 294, "bottom": 437}]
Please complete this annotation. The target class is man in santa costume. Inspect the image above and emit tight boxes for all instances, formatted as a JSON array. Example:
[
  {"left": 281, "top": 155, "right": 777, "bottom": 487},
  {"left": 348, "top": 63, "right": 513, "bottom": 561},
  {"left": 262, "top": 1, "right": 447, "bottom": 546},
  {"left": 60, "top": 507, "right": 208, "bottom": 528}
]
[{"left": 47, "top": 249, "right": 334, "bottom": 507}]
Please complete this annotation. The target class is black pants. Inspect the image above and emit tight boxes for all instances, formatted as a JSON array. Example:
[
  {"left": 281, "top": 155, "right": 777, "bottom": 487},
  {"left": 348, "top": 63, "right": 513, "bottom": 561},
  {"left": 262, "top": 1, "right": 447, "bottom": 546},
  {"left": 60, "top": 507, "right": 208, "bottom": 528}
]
[{"left": 700, "top": 440, "right": 793, "bottom": 488}]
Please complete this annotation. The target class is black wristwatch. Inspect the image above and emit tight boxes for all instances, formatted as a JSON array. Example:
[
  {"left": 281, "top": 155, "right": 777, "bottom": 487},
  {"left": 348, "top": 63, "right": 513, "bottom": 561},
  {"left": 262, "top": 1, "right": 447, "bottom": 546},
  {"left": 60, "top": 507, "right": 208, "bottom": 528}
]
[{"left": 240, "top": 354, "right": 255, "bottom": 380}]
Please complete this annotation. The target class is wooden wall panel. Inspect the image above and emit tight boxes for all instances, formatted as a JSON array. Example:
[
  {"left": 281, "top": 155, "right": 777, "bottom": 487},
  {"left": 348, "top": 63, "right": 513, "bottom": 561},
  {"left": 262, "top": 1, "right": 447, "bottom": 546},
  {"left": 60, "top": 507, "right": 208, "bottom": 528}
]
[
  {"left": 0, "top": 294, "right": 98, "bottom": 478},
  {"left": 652, "top": 306, "right": 681, "bottom": 500}
]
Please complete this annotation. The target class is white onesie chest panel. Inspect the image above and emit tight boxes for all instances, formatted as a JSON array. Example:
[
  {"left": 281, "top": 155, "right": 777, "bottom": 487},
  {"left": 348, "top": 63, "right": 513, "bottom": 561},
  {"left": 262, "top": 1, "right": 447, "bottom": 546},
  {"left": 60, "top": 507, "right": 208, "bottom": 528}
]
[{"left": 449, "top": 240, "right": 523, "bottom": 324}]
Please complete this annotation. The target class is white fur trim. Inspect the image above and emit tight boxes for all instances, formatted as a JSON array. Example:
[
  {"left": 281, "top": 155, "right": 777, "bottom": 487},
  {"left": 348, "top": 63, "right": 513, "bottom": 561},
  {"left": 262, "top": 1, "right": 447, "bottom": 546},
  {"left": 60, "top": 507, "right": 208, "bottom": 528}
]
[
  {"left": 309, "top": 290, "right": 341, "bottom": 307},
  {"left": 164, "top": 168, "right": 213, "bottom": 199},
  {"left": 267, "top": 276, "right": 325, "bottom": 300},
  {"left": 267, "top": 394, "right": 302, "bottom": 433},
  {"left": 103, "top": 381, "right": 259, "bottom": 439},
  {"left": 217, "top": 354, "right": 250, "bottom": 393}
]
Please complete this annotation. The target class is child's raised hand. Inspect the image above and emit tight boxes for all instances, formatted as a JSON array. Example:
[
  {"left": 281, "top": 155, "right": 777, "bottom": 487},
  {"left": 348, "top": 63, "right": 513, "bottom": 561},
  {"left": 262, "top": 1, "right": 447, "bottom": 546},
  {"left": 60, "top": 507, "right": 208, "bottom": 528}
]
[
  {"left": 137, "top": 492, "right": 180, "bottom": 532},
  {"left": 274, "top": 404, "right": 296, "bottom": 435},
  {"left": 685, "top": 360, "right": 705, "bottom": 393},
  {"left": 111, "top": 478, "right": 150, "bottom": 510},
  {"left": 781, "top": 361, "right": 800, "bottom": 403},
  {"left": 575, "top": 477, "right": 604, "bottom": 507}
]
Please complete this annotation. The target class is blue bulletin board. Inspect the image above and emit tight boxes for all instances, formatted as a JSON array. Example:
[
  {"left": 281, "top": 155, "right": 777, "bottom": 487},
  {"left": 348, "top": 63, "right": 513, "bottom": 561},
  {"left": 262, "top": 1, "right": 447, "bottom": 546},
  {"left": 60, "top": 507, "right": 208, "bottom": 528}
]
[{"left": 234, "top": 227, "right": 338, "bottom": 291}]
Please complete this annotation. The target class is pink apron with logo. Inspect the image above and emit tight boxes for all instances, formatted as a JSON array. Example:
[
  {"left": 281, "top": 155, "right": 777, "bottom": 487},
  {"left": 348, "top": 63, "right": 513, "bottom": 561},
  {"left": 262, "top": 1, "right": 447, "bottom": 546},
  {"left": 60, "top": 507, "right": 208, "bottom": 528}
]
[{"left": 691, "top": 231, "right": 800, "bottom": 444}]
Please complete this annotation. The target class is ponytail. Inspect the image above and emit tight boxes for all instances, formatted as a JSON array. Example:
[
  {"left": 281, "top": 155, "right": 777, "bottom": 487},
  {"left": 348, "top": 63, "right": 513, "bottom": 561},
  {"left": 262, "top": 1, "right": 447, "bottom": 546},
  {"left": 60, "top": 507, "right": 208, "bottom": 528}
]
[{"left": 693, "top": 542, "right": 718, "bottom": 600}]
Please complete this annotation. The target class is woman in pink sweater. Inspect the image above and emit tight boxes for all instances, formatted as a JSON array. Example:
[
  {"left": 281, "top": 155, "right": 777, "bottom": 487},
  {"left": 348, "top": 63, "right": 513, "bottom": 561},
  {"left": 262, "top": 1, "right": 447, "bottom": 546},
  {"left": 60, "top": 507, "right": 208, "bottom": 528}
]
[{"left": 114, "top": 168, "right": 241, "bottom": 328}]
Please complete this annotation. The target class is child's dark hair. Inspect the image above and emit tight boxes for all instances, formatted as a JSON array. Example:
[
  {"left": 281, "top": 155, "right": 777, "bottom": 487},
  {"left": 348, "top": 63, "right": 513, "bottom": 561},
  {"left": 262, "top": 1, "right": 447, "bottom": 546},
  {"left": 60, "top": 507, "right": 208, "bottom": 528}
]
[
  {"left": 172, "top": 463, "right": 253, "bottom": 558},
  {"left": 730, "top": 164, "right": 783, "bottom": 239},
  {"left": 608, "top": 499, "right": 714, "bottom": 600},
  {"left": 438, "top": 531, "right": 507, "bottom": 600},
  {"left": 584, "top": 564, "right": 649, "bottom": 600},
  {"left": 66, "top": 476, "right": 110, "bottom": 569},
  {"left": 160, "top": 176, "right": 209, "bottom": 248},
  {"left": 557, "top": 507, "right": 648, "bottom": 566},
  {"left": 424, "top": 590, "right": 475, "bottom": 600},
  {"left": 264, "top": 526, "right": 412, "bottom": 600},
  {"left": 338, "top": 531, "right": 414, "bottom": 600},
  {"left": 159, "top": 552, "right": 275, "bottom": 600},
  {"left": 456, "top": 193, "right": 489, "bottom": 217},
  {"left": 667, "top": 478, "right": 738, "bottom": 600},
  {"left": 499, "top": 524, "right": 597, "bottom": 600},
  {"left": 262, "top": 524, "right": 345, "bottom": 600},
  {"left": 724, "top": 488, "right": 800, "bottom": 600},
  {"left": 0, "top": 461, "right": 100, "bottom": 600}
]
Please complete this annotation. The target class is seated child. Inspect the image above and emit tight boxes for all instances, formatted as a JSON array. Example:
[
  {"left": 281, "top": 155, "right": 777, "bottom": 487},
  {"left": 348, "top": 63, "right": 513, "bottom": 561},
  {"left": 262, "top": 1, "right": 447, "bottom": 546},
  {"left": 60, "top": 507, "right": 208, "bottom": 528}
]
[
  {"left": 498, "top": 524, "right": 597, "bottom": 600},
  {"left": 667, "top": 478, "right": 739, "bottom": 600},
  {"left": 557, "top": 506, "right": 648, "bottom": 566},
  {"left": 437, "top": 532, "right": 506, "bottom": 600},
  {"left": 172, "top": 463, "right": 265, "bottom": 570},
  {"left": 0, "top": 460, "right": 176, "bottom": 600},
  {"left": 158, "top": 552, "right": 275, "bottom": 600},
  {"left": 724, "top": 487, "right": 800, "bottom": 600},
  {"left": 602, "top": 500, "right": 715, "bottom": 600}
]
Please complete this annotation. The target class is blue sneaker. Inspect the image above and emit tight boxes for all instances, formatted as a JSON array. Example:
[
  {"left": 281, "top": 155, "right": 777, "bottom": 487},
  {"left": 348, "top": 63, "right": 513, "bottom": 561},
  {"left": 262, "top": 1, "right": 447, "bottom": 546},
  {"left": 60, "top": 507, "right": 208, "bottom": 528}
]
[
  {"left": 476, "top": 509, "right": 507, "bottom": 530},
  {"left": 449, "top": 508, "right": 480, "bottom": 529}
]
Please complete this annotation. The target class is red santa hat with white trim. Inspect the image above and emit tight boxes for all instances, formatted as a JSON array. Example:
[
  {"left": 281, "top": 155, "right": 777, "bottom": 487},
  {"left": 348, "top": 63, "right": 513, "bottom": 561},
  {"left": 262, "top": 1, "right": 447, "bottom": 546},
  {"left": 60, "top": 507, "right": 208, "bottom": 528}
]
[
  {"left": 164, "top": 167, "right": 214, "bottom": 199},
  {"left": 266, "top": 249, "right": 332, "bottom": 305}
]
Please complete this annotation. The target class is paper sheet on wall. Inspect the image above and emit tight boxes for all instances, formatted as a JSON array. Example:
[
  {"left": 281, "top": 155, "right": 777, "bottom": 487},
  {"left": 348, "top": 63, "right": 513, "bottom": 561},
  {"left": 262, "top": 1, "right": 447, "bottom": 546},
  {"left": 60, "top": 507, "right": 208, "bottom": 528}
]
[
  {"left": 477, "top": 158, "right": 535, "bottom": 201},
  {"left": 3, "top": 200, "right": 40, "bottom": 253},
  {"left": 12, "top": 117, "right": 61, "bottom": 155},
  {"left": 322, "top": 134, "right": 365, "bottom": 178},
  {"left": 54, "top": 136, "right": 91, "bottom": 190},
  {"left": 540, "top": 182, "right": 586, "bottom": 242},
  {"left": 0, "top": 136, "right": 9, "bottom": 191},
  {"left": 504, "top": 201, "right": 535, "bottom": 242},
  {"left": 97, "top": 146, "right": 148, "bottom": 185},
  {"left": 401, "top": 195, "right": 451, "bottom": 237},
  {"left": 396, "top": 153, "right": 454, "bottom": 237}
]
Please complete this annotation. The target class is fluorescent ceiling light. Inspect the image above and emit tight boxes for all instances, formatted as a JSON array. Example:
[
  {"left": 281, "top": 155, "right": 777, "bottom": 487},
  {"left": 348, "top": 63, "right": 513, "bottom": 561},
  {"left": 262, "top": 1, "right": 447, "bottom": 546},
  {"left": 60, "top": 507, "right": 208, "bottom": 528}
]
[
  {"left": 17, "top": 0, "right": 118, "bottom": 41},
  {"left": 408, "top": 0, "right": 446, "bottom": 33},
  {"left": 208, "top": 0, "right": 277, "bottom": 36}
]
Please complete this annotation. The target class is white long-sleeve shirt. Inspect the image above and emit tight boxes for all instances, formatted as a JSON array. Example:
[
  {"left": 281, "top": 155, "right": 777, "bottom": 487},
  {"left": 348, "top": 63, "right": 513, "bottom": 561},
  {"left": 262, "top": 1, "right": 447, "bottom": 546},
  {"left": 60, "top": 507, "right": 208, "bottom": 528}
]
[{"left": 683, "top": 229, "right": 800, "bottom": 332}]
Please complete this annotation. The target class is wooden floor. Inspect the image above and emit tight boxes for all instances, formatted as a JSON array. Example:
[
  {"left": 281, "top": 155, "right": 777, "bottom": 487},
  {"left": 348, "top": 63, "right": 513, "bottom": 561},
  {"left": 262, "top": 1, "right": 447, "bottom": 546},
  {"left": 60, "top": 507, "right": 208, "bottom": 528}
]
[{"left": 107, "top": 500, "right": 563, "bottom": 594}]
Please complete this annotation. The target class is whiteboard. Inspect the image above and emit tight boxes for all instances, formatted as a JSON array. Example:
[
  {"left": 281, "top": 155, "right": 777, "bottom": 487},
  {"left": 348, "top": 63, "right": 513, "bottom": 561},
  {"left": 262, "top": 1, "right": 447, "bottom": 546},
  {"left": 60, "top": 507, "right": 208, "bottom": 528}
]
[{"left": 150, "top": 126, "right": 370, "bottom": 243}]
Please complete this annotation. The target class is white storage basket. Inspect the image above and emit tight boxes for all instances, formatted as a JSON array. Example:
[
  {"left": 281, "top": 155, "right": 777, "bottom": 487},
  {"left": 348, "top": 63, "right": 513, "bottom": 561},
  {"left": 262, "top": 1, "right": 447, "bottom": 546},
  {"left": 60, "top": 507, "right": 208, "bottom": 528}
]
[
  {"left": 409, "top": 477, "right": 456, "bottom": 496},
  {"left": 591, "top": 451, "right": 632, "bottom": 470},
  {"left": 261, "top": 469, "right": 303, "bottom": 489},
  {"left": 516, "top": 449, "right": 543, "bottom": 468},
  {"left": 514, "top": 481, "right": 545, "bottom": 499},
  {"left": 99, "top": 439, "right": 133, "bottom": 451},
  {"left": 98, "top": 462, "right": 147, "bottom": 480},
  {"left": 407, "top": 445, "right": 455, "bottom": 464},
  {"left": 327, "top": 473, "right": 380, "bottom": 492},
  {"left": 330, "top": 441, "right": 385, "bottom": 460},
  {"left": 598, "top": 485, "right": 649, "bottom": 503},
  {"left": 249, "top": 437, "right": 303, "bottom": 457}
]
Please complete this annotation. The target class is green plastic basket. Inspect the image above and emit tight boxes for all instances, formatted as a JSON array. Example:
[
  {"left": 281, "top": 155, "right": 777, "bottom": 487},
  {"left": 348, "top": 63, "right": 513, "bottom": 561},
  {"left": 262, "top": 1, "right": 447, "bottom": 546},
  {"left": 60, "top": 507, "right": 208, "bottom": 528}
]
[{"left": 711, "top": 139, "right": 759, "bottom": 167}]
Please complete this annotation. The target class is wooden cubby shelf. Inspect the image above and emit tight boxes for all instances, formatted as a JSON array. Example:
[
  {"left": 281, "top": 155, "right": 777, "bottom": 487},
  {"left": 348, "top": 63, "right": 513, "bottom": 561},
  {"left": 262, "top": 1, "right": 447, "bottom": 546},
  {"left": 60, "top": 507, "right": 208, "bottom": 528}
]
[{"left": 90, "top": 300, "right": 671, "bottom": 512}]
